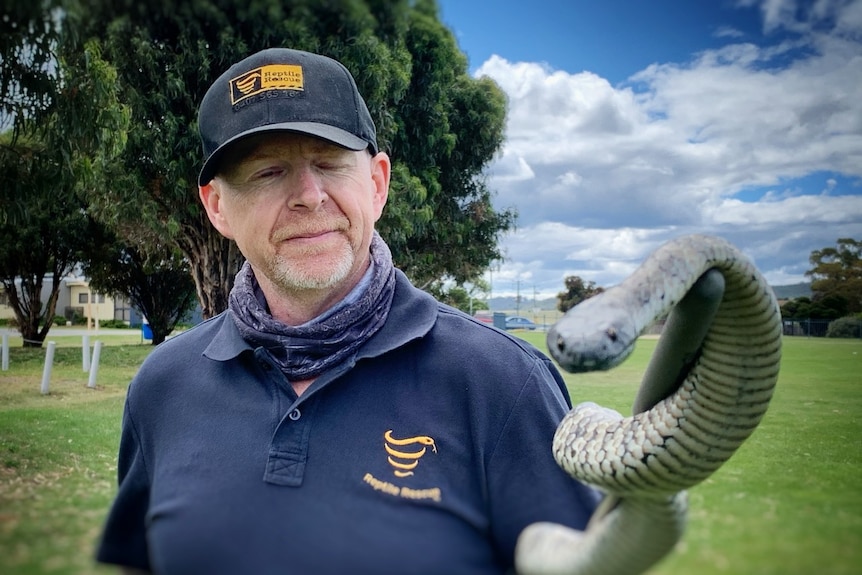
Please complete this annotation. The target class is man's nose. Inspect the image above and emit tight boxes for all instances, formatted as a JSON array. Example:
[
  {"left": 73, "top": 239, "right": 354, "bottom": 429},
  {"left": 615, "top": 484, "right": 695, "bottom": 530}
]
[{"left": 286, "top": 166, "right": 326, "bottom": 210}]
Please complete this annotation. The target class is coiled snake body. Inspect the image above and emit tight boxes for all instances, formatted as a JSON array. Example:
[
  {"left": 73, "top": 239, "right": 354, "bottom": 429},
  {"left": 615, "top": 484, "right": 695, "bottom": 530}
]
[{"left": 515, "top": 234, "right": 782, "bottom": 575}]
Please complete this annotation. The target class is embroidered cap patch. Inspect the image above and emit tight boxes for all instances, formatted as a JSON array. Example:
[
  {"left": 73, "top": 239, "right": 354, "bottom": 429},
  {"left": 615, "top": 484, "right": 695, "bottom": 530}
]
[{"left": 229, "top": 64, "right": 304, "bottom": 105}]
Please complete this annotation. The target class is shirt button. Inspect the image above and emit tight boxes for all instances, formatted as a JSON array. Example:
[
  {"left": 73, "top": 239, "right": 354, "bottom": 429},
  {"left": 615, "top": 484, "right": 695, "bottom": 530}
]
[{"left": 289, "top": 409, "right": 301, "bottom": 421}]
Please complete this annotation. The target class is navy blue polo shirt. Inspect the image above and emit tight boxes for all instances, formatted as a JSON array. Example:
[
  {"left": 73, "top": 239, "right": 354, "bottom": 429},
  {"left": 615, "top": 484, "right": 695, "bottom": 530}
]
[{"left": 97, "top": 270, "right": 600, "bottom": 575}]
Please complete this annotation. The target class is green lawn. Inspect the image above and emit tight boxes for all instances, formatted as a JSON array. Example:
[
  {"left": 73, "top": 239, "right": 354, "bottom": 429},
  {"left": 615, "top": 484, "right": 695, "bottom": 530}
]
[
  {"left": 517, "top": 332, "right": 862, "bottom": 575},
  {"left": 0, "top": 335, "right": 150, "bottom": 575},
  {"left": 0, "top": 334, "right": 860, "bottom": 574}
]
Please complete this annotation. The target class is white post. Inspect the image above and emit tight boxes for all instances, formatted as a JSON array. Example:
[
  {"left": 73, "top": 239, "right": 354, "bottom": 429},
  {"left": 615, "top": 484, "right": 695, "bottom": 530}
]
[
  {"left": 1, "top": 333, "right": 8, "bottom": 371},
  {"left": 87, "top": 341, "right": 103, "bottom": 389},
  {"left": 41, "top": 341, "right": 56, "bottom": 395},
  {"left": 82, "top": 334, "right": 91, "bottom": 372}
]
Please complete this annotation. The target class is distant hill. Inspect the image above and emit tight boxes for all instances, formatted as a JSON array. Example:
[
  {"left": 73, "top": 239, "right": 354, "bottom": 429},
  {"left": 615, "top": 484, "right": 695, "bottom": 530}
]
[
  {"left": 771, "top": 283, "right": 812, "bottom": 300},
  {"left": 487, "top": 296, "right": 558, "bottom": 312},
  {"left": 486, "top": 282, "right": 813, "bottom": 311}
]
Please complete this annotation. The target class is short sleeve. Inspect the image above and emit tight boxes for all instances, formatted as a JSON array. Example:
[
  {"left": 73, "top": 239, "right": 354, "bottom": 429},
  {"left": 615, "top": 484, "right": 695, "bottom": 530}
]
[
  {"left": 486, "top": 359, "right": 602, "bottom": 560},
  {"left": 95, "top": 398, "right": 152, "bottom": 571}
]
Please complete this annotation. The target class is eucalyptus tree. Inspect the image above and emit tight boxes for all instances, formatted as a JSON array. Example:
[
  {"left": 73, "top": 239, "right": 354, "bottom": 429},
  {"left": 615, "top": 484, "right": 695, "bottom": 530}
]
[
  {"left": 84, "top": 228, "right": 198, "bottom": 345},
  {"left": 79, "top": 0, "right": 513, "bottom": 317},
  {"left": 557, "top": 276, "right": 605, "bottom": 314},
  {"left": 0, "top": 138, "right": 92, "bottom": 346},
  {"left": 806, "top": 238, "right": 862, "bottom": 314},
  {"left": 0, "top": 1, "right": 127, "bottom": 346}
]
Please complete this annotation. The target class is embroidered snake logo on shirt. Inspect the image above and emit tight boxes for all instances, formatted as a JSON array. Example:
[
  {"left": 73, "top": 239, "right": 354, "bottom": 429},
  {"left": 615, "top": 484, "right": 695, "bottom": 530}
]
[{"left": 383, "top": 430, "right": 437, "bottom": 477}]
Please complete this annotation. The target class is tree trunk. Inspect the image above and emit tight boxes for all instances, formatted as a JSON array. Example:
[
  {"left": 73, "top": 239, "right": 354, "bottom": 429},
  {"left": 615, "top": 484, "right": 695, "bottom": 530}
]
[
  {"left": 36, "top": 273, "right": 63, "bottom": 343},
  {"left": 180, "top": 214, "right": 244, "bottom": 320},
  {"left": 6, "top": 272, "right": 64, "bottom": 348}
]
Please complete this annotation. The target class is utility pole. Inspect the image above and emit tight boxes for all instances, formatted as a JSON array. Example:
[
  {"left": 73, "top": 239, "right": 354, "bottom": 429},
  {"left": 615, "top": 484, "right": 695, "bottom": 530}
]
[
  {"left": 488, "top": 268, "right": 493, "bottom": 310},
  {"left": 516, "top": 279, "right": 521, "bottom": 315}
]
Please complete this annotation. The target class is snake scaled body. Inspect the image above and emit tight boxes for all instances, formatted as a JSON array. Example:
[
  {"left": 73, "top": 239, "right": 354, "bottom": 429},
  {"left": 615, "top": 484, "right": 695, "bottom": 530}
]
[{"left": 515, "top": 234, "right": 782, "bottom": 575}]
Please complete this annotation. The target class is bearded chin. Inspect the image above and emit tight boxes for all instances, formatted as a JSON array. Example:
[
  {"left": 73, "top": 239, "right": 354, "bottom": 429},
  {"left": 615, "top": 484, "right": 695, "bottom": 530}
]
[{"left": 269, "top": 244, "right": 355, "bottom": 291}]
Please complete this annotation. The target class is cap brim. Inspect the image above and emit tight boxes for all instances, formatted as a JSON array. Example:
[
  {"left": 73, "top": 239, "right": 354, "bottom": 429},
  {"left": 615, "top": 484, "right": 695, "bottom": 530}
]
[{"left": 198, "top": 122, "right": 371, "bottom": 186}]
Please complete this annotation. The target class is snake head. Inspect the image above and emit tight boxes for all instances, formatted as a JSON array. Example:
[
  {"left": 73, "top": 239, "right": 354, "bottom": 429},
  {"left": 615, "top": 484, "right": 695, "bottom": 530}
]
[{"left": 546, "top": 292, "right": 638, "bottom": 373}]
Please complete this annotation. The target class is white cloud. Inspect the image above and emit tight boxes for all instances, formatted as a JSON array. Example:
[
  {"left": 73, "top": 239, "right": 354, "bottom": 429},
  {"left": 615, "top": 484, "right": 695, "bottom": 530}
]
[
  {"left": 741, "top": 0, "right": 862, "bottom": 36},
  {"left": 704, "top": 194, "right": 862, "bottom": 226},
  {"left": 715, "top": 26, "right": 746, "bottom": 39},
  {"left": 488, "top": 149, "right": 535, "bottom": 182},
  {"left": 475, "top": 0, "right": 862, "bottom": 297}
]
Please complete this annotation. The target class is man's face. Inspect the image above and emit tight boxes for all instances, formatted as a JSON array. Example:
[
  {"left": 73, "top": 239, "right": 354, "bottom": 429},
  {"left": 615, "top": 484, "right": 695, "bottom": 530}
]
[{"left": 200, "top": 132, "right": 390, "bottom": 300}]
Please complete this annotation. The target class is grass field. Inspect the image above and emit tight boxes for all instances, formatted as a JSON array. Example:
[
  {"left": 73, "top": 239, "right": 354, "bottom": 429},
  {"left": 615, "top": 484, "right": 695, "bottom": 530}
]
[
  {"left": 0, "top": 332, "right": 860, "bottom": 574},
  {"left": 517, "top": 332, "right": 862, "bottom": 575}
]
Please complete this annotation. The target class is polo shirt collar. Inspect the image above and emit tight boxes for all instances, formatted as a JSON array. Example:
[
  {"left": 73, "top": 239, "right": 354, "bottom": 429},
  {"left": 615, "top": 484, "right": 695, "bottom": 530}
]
[
  {"left": 356, "top": 269, "right": 438, "bottom": 360},
  {"left": 202, "top": 269, "right": 437, "bottom": 363},
  {"left": 202, "top": 310, "right": 253, "bottom": 361}
]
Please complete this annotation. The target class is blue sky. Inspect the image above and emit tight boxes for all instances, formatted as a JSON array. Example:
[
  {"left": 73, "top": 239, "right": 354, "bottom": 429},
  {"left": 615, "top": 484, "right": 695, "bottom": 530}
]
[{"left": 436, "top": 0, "right": 862, "bottom": 299}]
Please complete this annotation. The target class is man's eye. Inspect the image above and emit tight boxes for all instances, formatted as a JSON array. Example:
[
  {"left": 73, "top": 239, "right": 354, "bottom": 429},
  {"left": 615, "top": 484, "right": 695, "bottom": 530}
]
[
  {"left": 254, "top": 168, "right": 282, "bottom": 180},
  {"left": 315, "top": 155, "right": 352, "bottom": 170}
]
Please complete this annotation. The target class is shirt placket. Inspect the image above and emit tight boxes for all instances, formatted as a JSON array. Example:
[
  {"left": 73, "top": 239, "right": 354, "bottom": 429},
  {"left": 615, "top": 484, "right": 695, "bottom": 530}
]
[{"left": 253, "top": 348, "right": 318, "bottom": 487}]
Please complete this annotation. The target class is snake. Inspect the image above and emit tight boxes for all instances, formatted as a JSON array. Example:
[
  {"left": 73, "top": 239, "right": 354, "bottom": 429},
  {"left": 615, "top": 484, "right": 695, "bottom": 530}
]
[{"left": 514, "top": 234, "right": 782, "bottom": 575}]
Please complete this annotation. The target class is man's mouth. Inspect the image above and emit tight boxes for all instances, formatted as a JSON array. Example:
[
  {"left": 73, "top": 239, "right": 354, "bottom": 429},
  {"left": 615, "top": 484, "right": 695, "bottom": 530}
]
[{"left": 274, "top": 226, "right": 344, "bottom": 243}]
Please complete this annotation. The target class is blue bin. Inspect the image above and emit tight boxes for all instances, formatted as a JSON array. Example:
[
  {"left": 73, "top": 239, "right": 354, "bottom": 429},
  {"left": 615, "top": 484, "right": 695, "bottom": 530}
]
[
  {"left": 142, "top": 324, "right": 153, "bottom": 340},
  {"left": 492, "top": 312, "right": 507, "bottom": 330}
]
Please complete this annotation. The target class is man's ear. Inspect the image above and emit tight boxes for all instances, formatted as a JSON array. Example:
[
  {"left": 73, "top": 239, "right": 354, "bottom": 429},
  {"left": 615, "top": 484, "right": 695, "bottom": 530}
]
[
  {"left": 199, "top": 181, "right": 235, "bottom": 239},
  {"left": 370, "top": 152, "right": 391, "bottom": 221}
]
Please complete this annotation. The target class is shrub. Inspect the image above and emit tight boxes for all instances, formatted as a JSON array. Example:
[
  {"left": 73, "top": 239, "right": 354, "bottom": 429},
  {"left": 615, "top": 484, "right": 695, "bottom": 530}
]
[
  {"left": 53, "top": 315, "right": 67, "bottom": 326},
  {"left": 99, "top": 319, "right": 131, "bottom": 329},
  {"left": 826, "top": 316, "right": 862, "bottom": 338}
]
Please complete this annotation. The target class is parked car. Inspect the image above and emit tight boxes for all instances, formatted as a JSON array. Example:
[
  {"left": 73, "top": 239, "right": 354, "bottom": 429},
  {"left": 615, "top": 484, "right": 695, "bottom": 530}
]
[
  {"left": 505, "top": 316, "right": 536, "bottom": 330},
  {"left": 473, "top": 310, "right": 494, "bottom": 325}
]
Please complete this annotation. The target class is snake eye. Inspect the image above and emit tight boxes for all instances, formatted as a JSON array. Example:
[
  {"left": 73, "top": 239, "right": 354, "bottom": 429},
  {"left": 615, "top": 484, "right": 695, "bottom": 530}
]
[{"left": 606, "top": 327, "right": 618, "bottom": 342}]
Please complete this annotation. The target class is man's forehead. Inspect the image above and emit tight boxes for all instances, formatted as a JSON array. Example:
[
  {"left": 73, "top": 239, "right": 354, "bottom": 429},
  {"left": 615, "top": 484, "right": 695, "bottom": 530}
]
[
  {"left": 213, "top": 134, "right": 362, "bottom": 181},
  {"left": 230, "top": 132, "right": 355, "bottom": 158}
]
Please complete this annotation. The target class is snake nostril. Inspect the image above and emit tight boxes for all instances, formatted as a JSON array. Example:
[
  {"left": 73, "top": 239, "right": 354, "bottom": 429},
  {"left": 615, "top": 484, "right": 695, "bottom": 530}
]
[
  {"left": 606, "top": 327, "right": 618, "bottom": 342},
  {"left": 556, "top": 334, "right": 566, "bottom": 351}
]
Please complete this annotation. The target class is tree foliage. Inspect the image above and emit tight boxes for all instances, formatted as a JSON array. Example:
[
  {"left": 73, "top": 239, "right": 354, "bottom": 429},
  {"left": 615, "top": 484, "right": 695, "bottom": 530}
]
[
  {"left": 825, "top": 316, "right": 862, "bottom": 338},
  {"left": 779, "top": 295, "right": 848, "bottom": 321},
  {"left": 805, "top": 237, "right": 862, "bottom": 314},
  {"left": 0, "top": 138, "right": 95, "bottom": 346},
  {"left": 84, "top": 231, "right": 197, "bottom": 345},
  {"left": 382, "top": 2, "right": 513, "bottom": 289},
  {"left": 0, "top": 0, "right": 62, "bottom": 223},
  {"left": 0, "top": 0, "right": 61, "bottom": 136},
  {"left": 74, "top": 0, "right": 512, "bottom": 318},
  {"left": 431, "top": 279, "right": 490, "bottom": 314},
  {"left": 0, "top": 8, "right": 127, "bottom": 347},
  {"left": 557, "top": 275, "right": 604, "bottom": 314}
]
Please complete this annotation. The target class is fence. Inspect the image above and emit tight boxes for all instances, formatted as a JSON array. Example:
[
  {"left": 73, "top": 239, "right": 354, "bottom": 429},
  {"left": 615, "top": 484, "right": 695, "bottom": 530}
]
[
  {"left": 782, "top": 318, "right": 862, "bottom": 338},
  {"left": 641, "top": 318, "right": 861, "bottom": 338}
]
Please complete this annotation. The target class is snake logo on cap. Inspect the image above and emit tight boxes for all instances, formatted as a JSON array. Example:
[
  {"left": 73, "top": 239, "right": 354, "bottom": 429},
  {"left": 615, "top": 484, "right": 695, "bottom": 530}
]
[{"left": 229, "top": 64, "right": 304, "bottom": 105}]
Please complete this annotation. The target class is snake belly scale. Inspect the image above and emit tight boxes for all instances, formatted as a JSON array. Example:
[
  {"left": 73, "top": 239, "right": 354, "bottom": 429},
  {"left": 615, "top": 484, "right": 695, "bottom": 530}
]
[{"left": 515, "top": 234, "right": 782, "bottom": 575}]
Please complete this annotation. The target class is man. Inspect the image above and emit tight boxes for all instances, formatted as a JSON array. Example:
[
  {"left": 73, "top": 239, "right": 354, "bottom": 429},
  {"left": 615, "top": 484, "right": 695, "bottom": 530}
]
[{"left": 96, "top": 47, "right": 599, "bottom": 575}]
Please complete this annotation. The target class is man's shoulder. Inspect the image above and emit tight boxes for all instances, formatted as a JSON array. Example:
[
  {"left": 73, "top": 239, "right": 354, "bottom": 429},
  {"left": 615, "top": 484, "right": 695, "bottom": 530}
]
[
  {"left": 433, "top": 304, "right": 547, "bottom": 359},
  {"left": 390, "top": 270, "right": 551, "bottom": 363},
  {"left": 136, "top": 312, "right": 237, "bottom": 375},
  {"left": 154, "top": 312, "right": 230, "bottom": 352},
  {"left": 126, "top": 312, "right": 246, "bottom": 406}
]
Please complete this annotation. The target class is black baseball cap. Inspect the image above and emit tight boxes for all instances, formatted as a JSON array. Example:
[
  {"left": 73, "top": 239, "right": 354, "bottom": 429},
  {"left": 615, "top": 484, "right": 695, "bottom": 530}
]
[{"left": 197, "top": 47, "right": 378, "bottom": 186}]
